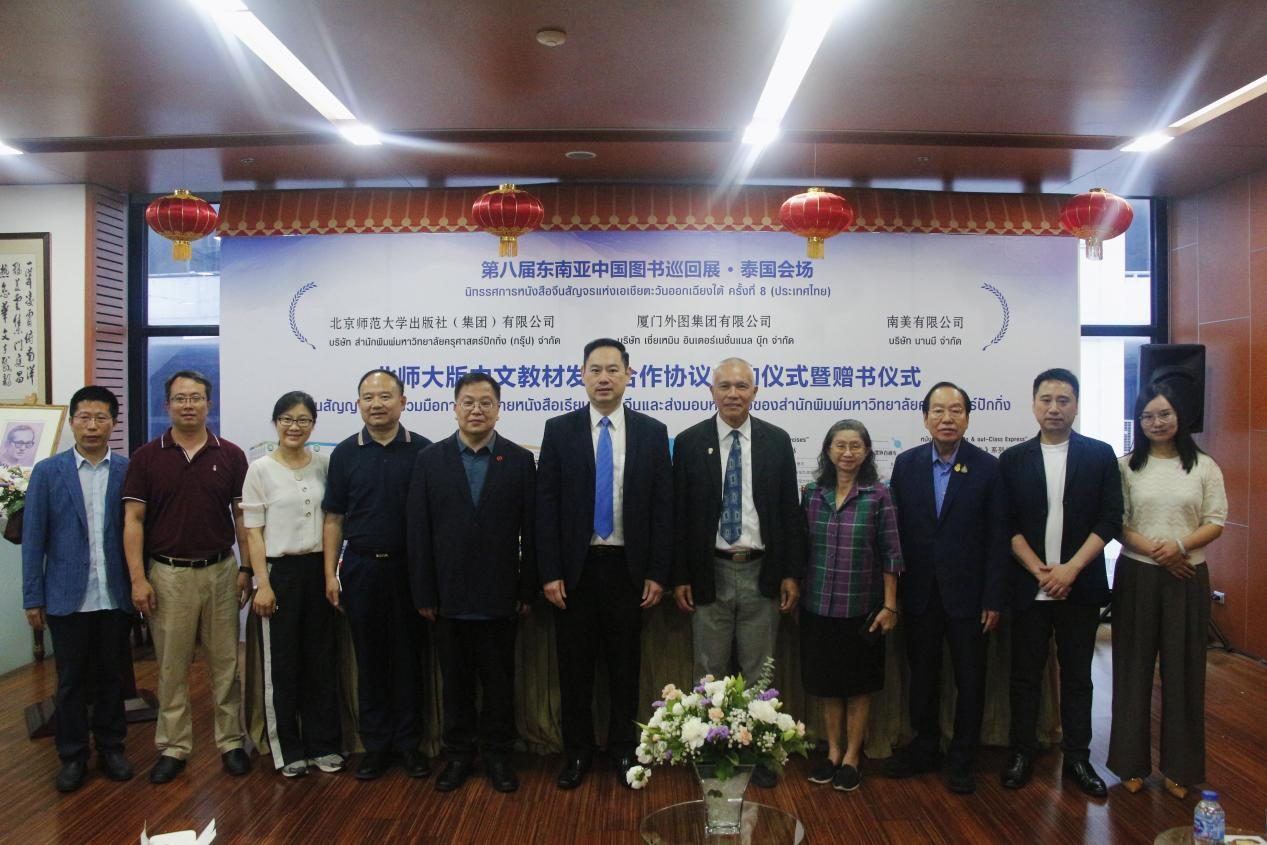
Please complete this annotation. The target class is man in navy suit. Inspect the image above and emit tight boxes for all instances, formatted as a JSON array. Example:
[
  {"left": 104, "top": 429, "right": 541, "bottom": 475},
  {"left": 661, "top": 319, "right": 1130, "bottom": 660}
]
[
  {"left": 672, "top": 357, "right": 804, "bottom": 788},
  {"left": 408, "top": 371, "right": 536, "bottom": 795},
  {"left": 537, "top": 337, "right": 672, "bottom": 790},
  {"left": 884, "top": 381, "right": 1009, "bottom": 795},
  {"left": 998, "top": 368, "right": 1121, "bottom": 798},
  {"left": 22, "top": 385, "right": 134, "bottom": 793}
]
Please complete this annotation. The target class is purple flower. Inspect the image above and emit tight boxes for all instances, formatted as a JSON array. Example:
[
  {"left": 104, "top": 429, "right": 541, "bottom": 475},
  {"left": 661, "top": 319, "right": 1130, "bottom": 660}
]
[
  {"left": 758, "top": 689, "right": 780, "bottom": 701},
  {"left": 663, "top": 750, "right": 673, "bottom": 761},
  {"left": 652, "top": 700, "right": 665, "bottom": 709},
  {"left": 706, "top": 726, "right": 731, "bottom": 742},
  {"left": 694, "top": 684, "right": 707, "bottom": 694}
]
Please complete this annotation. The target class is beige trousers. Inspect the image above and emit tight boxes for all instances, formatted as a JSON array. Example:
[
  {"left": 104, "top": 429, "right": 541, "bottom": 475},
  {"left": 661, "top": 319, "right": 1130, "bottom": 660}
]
[{"left": 149, "top": 556, "right": 244, "bottom": 758}]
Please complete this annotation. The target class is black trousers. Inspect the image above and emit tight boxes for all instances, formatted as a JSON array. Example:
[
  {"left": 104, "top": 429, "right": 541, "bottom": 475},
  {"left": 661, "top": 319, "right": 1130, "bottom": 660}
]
[
  {"left": 1009, "top": 600, "right": 1101, "bottom": 759},
  {"left": 341, "top": 551, "right": 425, "bottom": 752},
  {"left": 903, "top": 584, "right": 988, "bottom": 771},
  {"left": 554, "top": 546, "right": 642, "bottom": 758},
  {"left": 436, "top": 616, "right": 517, "bottom": 761},
  {"left": 259, "top": 553, "right": 342, "bottom": 768},
  {"left": 46, "top": 609, "right": 132, "bottom": 762}
]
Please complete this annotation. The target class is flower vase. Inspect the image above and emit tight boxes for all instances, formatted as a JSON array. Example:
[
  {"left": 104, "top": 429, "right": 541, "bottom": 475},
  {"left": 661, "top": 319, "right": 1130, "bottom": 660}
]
[{"left": 694, "top": 763, "right": 754, "bottom": 835}]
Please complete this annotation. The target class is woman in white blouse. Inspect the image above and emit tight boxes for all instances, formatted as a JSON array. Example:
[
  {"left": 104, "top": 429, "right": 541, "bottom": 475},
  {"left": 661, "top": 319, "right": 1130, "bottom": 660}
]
[
  {"left": 242, "top": 391, "right": 343, "bottom": 778},
  {"left": 1108, "top": 382, "right": 1226, "bottom": 798}
]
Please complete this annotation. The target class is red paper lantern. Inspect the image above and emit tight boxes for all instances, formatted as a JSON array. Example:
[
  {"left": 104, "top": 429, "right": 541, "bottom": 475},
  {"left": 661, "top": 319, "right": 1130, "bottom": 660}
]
[
  {"left": 779, "top": 187, "right": 855, "bottom": 259},
  {"left": 472, "top": 184, "right": 545, "bottom": 257},
  {"left": 145, "top": 189, "right": 218, "bottom": 262},
  {"left": 1059, "top": 187, "right": 1133, "bottom": 261}
]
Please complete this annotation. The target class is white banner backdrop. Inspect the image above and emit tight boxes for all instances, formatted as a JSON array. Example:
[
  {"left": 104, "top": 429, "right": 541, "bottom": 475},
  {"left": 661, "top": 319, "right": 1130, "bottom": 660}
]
[{"left": 220, "top": 230, "right": 1077, "bottom": 479}]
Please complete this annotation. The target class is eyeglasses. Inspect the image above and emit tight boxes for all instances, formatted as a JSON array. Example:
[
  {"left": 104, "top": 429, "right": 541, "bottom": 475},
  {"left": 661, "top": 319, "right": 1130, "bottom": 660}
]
[
  {"left": 834, "top": 443, "right": 868, "bottom": 454},
  {"left": 927, "top": 406, "right": 967, "bottom": 419},
  {"left": 1140, "top": 410, "right": 1176, "bottom": 425},
  {"left": 72, "top": 414, "right": 112, "bottom": 425},
  {"left": 277, "top": 416, "right": 314, "bottom": 429},
  {"left": 458, "top": 398, "right": 498, "bottom": 411},
  {"left": 169, "top": 394, "right": 207, "bottom": 405}
]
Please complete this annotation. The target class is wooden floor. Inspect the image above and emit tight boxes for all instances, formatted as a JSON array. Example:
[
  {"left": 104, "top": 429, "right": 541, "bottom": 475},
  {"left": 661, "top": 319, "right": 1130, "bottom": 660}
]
[{"left": 2, "top": 629, "right": 1265, "bottom": 844}]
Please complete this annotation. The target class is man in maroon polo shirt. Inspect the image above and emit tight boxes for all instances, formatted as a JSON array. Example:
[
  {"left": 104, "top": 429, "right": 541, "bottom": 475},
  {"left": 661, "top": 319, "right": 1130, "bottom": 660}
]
[{"left": 122, "top": 370, "right": 253, "bottom": 784}]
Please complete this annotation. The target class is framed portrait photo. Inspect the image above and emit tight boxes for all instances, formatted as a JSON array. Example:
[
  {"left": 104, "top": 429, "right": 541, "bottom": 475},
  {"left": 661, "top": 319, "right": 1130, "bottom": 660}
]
[
  {"left": 0, "top": 233, "right": 53, "bottom": 404},
  {"left": 0, "top": 403, "right": 66, "bottom": 472}
]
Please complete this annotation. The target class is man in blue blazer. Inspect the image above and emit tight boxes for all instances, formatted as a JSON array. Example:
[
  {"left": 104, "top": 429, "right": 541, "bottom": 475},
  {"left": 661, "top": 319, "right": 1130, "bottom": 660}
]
[
  {"left": 998, "top": 368, "right": 1122, "bottom": 798},
  {"left": 21, "top": 386, "right": 134, "bottom": 793},
  {"left": 537, "top": 338, "right": 672, "bottom": 790},
  {"left": 408, "top": 371, "right": 536, "bottom": 795},
  {"left": 885, "top": 381, "right": 1010, "bottom": 795}
]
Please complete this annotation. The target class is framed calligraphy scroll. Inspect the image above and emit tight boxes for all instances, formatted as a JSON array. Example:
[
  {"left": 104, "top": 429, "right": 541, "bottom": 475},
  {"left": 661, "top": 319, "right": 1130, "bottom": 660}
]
[{"left": 0, "top": 234, "right": 52, "bottom": 404}]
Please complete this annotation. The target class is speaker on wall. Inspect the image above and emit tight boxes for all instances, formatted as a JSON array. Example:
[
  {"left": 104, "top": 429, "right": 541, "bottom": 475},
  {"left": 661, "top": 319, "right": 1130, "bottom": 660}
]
[{"left": 1138, "top": 343, "right": 1205, "bottom": 433}]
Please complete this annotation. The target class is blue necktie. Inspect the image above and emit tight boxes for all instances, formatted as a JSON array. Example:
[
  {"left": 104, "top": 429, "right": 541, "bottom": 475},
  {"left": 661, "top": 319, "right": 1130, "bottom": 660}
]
[
  {"left": 594, "top": 417, "right": 614, "bottom": 539},
  {"left": 720, "top": 429, "right": 742, "bottom": 545}
]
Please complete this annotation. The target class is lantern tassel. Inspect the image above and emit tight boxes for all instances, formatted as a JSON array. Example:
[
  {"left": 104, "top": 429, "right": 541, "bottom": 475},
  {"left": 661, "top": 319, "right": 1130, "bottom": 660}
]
[
  {"left": 172, "top": 240, "right": 192, "bottom": 262},
  {"left": 499, "top": 236, "right": 518, "bottom": 258},
  {"left": 1084, "top": 237, "right": 1103, "bottom": 261},
  {"left": 806, "top": 237, "right": 825, "bottom": 260}
]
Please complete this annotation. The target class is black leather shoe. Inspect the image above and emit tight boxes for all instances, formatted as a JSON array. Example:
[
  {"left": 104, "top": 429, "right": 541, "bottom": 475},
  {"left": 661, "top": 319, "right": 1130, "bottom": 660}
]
[
  {"left": 946, "top": 767, "right": 976, "bottom": 794},
  {"left": 615, "top": 754, "right": 638, "bottom": 789},
  {"left": 435, "top": 759, "right": 472, "bottom": 792},
  {"left": 1001, "top": 752, "right": 1033, "bottom": 789},
  {"left": 402, "top": 750, "right": 431, "bottom": 779},
  {"left": 97, "top": 751, "right": 134, "bottom": 782},
  {"left": 556, "top": 756, "right": 590, "bottom": 790},
  {"left": 487, "top": 758, "right": 519, "bottom": 793},
  {"left": 55, "top": 759, "right": 86, "bottom": 793},
  {"left": 356, "top": 750, "right": 388, "bottom": 781},
  {"left": 149, "top": 754, "right": 186, "bottom": 784},
  {"left": 221, "top": 748, "right": 251, "bottom": 776},
  {"left": 1063, "top": 759, "right": 1108, "bottom": 798},
  {"left": 884, "top": 747, "right": 941, "bottom": 779},
  {"left": 750, "top": 764, "right": 778, "bottom": 789}
]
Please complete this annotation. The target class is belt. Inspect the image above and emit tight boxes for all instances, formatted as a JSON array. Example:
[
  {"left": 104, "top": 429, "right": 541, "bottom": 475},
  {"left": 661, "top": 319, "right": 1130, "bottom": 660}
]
[
  {"left": 345, "top": 546, "right": 403, "bottom": 560},
  {"left": 715, "top": 548, "right": 764, "bottom": 562},
  {"left": 587, "top": 544, "right": 625, "bottom": 554},
  {"left": 152, "top": 550, "right": 233, "bottom": 568}
]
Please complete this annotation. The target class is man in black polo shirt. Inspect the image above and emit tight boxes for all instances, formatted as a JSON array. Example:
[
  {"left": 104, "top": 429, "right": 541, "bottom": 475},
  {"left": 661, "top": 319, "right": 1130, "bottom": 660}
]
[
  {"left": 123, "top": 370, "right": 252, "bottom": 784},
  {"left": 323, "top": 368, "right": 431, "bottom": 780}
]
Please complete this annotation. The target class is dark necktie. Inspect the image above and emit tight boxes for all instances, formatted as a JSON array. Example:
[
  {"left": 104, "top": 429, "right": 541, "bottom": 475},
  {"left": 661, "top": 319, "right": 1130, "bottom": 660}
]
[
  {"left": 720, "top": 429, "right": 742, "bottom": 545},
  {"left": 594, "top": 417, "right": 614, "bottom": 539}
]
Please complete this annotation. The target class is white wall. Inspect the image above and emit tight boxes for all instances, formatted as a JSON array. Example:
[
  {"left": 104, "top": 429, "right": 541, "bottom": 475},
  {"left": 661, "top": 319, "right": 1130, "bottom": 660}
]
[{"left": 0, "top": 184, "right": 90, "bottom": 675}]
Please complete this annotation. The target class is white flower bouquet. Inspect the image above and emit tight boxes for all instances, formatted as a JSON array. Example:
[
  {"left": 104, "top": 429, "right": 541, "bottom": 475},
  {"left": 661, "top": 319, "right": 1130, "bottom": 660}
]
[
  {"left": 0, "top": 464, "right": 30, "bottom": 516},
  {"left": 626, "top": 658, "right": 808, "bottom": 788}
]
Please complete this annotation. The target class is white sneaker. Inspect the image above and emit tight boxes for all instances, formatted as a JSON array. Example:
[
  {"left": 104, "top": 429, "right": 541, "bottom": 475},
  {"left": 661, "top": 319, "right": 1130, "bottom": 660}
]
[
  {"left": 281, "top": 760, "right": 309, "bottom": 778},
  {"left": 309, "top": 753, "right": 346, "bottom": 773}
]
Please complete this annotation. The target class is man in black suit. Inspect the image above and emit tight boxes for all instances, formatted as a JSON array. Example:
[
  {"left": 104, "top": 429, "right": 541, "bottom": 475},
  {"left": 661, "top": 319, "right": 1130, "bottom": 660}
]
[
  {"left": 537, "top": 337, "right": 672, "bottom": 790},
  {"left": 998, "top": 368, "right": 1122, "bottom": 798},
  {"left": 884, "top": 381, "right": 1009, "bottom": 795},
  {"left": 408, "top": 371, "right": 536, "bottom": 795},
  {"left": 672, "top": 357, "right": 804, "bottom": 787}
]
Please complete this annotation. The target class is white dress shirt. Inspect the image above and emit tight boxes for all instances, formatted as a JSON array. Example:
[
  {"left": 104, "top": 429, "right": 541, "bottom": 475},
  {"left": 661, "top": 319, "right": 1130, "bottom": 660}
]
[
  {"left": 240, "top": 450, "right": 329, "bottom": 557},
  {"left": 75, "top": 447, "right": 117, "bottom": 613},
  {"left": 589, "top": 403, "right": 626, "bottom": 546},
  {"left": 714, "top": 415, "right": 763, "bottom": 551}
]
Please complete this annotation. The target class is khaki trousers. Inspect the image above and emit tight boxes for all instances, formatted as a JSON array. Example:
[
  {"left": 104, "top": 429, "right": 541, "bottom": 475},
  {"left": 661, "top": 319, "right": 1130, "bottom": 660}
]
[{"left": 149, "top": 556, "right": 244, "bottom": 758}]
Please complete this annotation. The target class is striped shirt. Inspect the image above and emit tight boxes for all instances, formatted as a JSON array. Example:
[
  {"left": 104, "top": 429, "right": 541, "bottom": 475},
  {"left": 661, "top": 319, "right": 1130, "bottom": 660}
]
[{"left": 801, "top": 480, "right": 904, "bottom": 619}]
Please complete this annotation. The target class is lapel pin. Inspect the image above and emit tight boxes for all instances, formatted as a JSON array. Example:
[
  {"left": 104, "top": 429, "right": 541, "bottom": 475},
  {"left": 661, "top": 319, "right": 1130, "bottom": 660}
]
[
  {"left": 496, "top": 455, "right": 504, "bottom": 462},
  {"left": 954, "top": 463, "right": 967, "bottom": 473},
  {"left": 708, "top": 447, "right": 714, "bottom": 455}
]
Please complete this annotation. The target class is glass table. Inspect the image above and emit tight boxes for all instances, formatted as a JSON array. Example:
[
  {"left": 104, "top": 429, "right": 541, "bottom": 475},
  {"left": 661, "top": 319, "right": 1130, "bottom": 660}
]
[
  {"left": 1153, "top": 827, "right": 1262, "bottom": 844},
  {"left": 640, "top": 800, "right": 805, "bottom": 845}
]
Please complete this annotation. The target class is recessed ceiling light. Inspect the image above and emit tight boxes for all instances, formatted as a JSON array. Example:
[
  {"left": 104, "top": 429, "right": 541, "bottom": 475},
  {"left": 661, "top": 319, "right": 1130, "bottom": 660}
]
[
  {"left": 536, "top": 27, "right": 567, "bottom": 48},
  {"left": 0, "top": 141, "right": 22, "bottom": 156},
  {"left": 239, "top": 156, "right": 256, "bottom": 165},
  {"left": 564, "top": 150, "right": 596, "bottom": 160}
]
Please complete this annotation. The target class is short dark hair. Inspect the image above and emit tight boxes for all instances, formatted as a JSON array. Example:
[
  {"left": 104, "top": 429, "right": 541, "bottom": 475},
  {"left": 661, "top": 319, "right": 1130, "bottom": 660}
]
[
  {"left": 583, "top": 337, "right": 629, "bottom": 368},
  {"left": 815, "top": 419, "right": 879, "bottom": 488},
  {"left": 69, "top": 385, "right": 119, "bottom": 421},
  {"left": 272, "top": 390, "right": 317, "bottom": 423},
  {"left": 921, "top": 381, "right": 972, "bottom": 416},
  {"left": 357, "top": 368, "right": 404, "bottom": 394},
  {"left": 6, "top": 424, "right": 35, "bottom": 442},
  {"left": 454, "top": 371, "right": 500, "bottom": 400},
  {"left": 165, "top": 370, "right": 212, "bottom": 401},
  {"left": 1033, "top": 367, "right": 1080, "bottom": 399}
]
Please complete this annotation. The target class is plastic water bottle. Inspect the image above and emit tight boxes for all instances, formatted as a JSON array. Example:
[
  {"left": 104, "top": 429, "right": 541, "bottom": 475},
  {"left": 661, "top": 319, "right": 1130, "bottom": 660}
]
[{"left": 1193, "top": 790, "right": 1225, "bottom": 845}]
